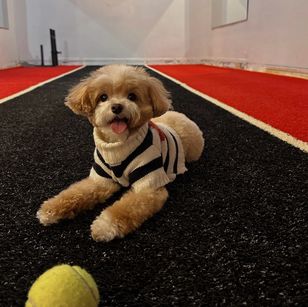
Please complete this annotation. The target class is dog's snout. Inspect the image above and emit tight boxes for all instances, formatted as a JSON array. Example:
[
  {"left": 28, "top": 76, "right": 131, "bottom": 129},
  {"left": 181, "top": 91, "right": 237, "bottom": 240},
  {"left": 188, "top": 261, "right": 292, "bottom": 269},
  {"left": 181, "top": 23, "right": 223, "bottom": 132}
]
[{"left": 111, "top": 104, "right": 123, "bottom": 114}]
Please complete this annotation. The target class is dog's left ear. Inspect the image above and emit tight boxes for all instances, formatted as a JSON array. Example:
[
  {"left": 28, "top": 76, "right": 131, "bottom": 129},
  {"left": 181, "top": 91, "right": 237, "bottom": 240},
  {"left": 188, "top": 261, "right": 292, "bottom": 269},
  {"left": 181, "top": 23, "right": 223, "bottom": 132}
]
[{"left": 148, "top": 77, "right": 172, "bottom": 117}]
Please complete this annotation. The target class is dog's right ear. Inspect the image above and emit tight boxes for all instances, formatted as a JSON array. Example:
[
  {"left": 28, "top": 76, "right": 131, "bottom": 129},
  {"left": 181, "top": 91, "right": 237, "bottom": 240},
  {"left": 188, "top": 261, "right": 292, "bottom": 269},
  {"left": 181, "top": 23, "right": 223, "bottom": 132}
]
[{"left": 65, "top": 78, "right": 95, "bottom": 116}]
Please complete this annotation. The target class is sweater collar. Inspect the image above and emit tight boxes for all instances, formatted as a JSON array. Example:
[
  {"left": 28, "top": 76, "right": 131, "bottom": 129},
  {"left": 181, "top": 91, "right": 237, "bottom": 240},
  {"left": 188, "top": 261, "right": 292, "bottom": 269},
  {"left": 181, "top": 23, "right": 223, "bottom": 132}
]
[{"left": 93, "top": 123, "right": 149, "bottom": 165}]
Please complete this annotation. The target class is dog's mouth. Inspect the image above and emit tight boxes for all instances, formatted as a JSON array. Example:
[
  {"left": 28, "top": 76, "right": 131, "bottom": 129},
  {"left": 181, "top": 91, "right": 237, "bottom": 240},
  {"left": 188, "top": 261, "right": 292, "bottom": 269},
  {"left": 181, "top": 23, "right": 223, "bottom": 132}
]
[{"left": 109, "top": 117, "right": 129, "bottom": 134}]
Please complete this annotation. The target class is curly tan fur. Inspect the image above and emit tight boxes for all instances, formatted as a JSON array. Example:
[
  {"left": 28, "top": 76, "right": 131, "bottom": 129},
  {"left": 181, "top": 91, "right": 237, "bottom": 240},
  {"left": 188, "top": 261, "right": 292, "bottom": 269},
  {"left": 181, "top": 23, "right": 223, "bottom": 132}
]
[
  {"left": 37, "top": 64, "right": 204, "bottom": 242},
  {"left": 91, "top": 187, "right": 168, "bottom": 241},
  {"left": 37, "top": 177, "right": 120, "bottom": 225}
]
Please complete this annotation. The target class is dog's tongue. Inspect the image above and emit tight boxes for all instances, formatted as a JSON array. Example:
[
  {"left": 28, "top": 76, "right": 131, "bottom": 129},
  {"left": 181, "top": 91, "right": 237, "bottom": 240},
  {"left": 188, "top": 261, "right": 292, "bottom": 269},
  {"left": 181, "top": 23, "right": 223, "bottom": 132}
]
[{"left": 111, "top": 119, "right": 128, "bottom": 134}]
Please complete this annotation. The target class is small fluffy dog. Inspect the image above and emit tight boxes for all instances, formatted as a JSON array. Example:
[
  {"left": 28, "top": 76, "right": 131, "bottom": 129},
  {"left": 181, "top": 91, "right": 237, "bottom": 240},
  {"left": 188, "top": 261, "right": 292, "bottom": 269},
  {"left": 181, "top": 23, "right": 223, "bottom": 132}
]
[{"left": 37, "top": 65, "right": 204, "bottom": 242}]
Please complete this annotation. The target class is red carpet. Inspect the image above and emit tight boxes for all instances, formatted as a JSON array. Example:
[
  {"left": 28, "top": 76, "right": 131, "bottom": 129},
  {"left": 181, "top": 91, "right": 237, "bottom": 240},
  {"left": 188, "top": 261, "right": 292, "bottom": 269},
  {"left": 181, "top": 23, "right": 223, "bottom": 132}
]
[
  {"left": 0, "top": 66, "right": 82, "bottom": 100},
  {"left": 150, "top": 65, "right": 308, "bottom": 142}
]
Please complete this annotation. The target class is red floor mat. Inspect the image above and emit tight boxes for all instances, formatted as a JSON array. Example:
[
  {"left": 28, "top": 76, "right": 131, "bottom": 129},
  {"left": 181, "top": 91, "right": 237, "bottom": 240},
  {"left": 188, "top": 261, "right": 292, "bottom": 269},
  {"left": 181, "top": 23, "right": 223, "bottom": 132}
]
[
  {"left": 150, "top": 65, "right": 308, "bottom": 142},
  {"left": 0, "top": 66, "right": 82, "bottom": 99}
]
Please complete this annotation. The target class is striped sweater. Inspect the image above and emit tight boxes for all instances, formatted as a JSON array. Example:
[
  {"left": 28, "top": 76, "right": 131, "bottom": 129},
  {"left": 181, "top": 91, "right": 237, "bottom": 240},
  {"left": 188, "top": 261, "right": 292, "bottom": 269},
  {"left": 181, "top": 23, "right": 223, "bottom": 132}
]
[{"left": 90, "top": 122, "right": 187, "bottom": 192}]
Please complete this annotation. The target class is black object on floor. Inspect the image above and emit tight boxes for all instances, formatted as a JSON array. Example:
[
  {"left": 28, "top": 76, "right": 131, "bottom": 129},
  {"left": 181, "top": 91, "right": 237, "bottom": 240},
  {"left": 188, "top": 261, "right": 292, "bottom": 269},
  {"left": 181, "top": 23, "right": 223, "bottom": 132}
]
[{"left": 0, "top": 67, "right": 307, "bottom": 306}]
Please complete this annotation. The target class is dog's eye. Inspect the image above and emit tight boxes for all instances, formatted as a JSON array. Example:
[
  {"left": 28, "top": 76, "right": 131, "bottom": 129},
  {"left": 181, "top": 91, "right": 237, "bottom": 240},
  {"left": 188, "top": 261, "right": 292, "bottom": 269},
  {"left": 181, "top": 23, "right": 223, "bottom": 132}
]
[
  {"left": 127, "top": 93, "right": 137, "bottom": 102},
  {"left": 100, "top": 94, "right": 108, "bottom": 102}
]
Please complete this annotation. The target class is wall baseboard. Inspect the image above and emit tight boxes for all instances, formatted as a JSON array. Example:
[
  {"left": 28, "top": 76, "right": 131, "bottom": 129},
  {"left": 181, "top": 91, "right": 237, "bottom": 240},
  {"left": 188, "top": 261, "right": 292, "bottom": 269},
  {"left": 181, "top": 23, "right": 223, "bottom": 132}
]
[
  {"left": 200, "top": 57, "right": 308, "bottom": 79},
  {"left": 24, "top": 57, "right": 207, "bottom": 66},
  {"left": 0, "top": 62, "right": 20, "bottom": 70},
  {"left": 21, "top": 57, "right": 308, "bottom": 79}
]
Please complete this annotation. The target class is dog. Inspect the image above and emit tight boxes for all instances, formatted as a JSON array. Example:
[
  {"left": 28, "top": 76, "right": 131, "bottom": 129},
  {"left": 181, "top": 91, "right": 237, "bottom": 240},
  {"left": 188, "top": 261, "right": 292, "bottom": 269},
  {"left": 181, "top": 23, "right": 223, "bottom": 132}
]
[{"left": 37, "top": 65, "right": 204, "bottom": 242}]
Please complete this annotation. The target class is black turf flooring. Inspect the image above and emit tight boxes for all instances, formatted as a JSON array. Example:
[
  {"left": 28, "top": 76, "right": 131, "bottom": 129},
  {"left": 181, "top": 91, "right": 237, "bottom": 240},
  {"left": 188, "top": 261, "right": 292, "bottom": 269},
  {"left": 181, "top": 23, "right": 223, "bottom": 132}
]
[{"left": 0, "top": 66, "right": 307, "bottom": 306}]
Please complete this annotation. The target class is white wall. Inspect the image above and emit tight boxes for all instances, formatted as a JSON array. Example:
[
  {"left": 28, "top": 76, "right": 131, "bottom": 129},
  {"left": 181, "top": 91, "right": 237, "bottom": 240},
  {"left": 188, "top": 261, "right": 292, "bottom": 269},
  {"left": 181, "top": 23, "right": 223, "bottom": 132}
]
[
  {"left": 0, "top": 0, "right": 19, "bottom": 68},
  {"left": 208, "top": 0, "right": 308, "bottom": 69},
  {"left": 3, "top": 0, "right": 308, "bottom": 69},
  {"left": 185, "top": 0, "right": 210, "bottom": 61},
  {"left": 18, "top": 0, "right": 188, "bottom": 65}
]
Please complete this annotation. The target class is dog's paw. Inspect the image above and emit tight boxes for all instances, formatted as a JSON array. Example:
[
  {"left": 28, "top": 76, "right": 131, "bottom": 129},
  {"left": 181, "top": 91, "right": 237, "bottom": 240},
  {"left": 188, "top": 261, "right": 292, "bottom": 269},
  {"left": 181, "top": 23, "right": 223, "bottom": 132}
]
[
  {"left": 37, "top": 209, "right": 59, "bottom": 226},
  {"left": 91, "top": 211, "right": 121, "bottom": 242},
  {"left": 36, "top": 200, "right": 62, "bottom": 226}
]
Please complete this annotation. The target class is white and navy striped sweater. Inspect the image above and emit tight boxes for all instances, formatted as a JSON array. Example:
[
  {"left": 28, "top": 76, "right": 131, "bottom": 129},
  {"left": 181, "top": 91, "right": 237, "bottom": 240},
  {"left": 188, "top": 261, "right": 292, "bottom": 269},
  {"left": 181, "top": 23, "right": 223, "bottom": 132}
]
[{"left": 90, "top": 122, "right": 187, "bottom": 192}]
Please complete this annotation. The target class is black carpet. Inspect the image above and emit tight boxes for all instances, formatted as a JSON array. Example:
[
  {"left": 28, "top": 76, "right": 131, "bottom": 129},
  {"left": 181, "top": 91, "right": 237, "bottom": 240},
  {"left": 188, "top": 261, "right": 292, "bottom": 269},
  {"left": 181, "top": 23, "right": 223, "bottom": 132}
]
[{"left": 0, "top": 66, "right": 307, "bottom": 306}]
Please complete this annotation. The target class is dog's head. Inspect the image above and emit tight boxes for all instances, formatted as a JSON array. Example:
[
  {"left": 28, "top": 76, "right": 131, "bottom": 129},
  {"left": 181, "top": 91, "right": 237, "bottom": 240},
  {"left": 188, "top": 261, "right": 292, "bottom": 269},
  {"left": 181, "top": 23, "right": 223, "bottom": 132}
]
[{"left": 65, "top": 65, "right": 171, "bottom": 140}]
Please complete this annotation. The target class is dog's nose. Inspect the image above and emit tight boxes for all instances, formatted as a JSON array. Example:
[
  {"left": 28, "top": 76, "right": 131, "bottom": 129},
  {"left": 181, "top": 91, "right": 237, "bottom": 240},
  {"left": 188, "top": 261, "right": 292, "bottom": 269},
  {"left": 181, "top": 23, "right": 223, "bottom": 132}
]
[{"left": 111, "top": 104, "right": 123, "bottom": 114}]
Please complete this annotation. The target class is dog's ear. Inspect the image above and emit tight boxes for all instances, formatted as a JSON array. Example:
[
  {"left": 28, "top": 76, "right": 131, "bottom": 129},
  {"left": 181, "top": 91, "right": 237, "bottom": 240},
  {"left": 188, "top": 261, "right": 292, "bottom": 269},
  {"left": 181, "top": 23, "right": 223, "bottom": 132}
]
[
  {"left": 65, "top": 78, "right": 95, "bottom": 116},
  {"left": 148, "top": 77, "right": 172, "bottom": 117}
]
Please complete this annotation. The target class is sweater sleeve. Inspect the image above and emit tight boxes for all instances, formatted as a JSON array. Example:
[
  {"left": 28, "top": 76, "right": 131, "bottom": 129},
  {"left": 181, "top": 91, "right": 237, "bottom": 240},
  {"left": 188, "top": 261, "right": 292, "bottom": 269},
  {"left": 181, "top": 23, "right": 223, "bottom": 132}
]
[
  {"left": 129, "top": 155, "right": 171, "bottom": 192},
  {"left": 89, "top": 149, "right": 114, "bottom": 185},
  {"left": 127, "top": 128, "right": 171, "bottom": 192},
  {"left": 131, "top": 167, "right": 171, "bottom": 192}
]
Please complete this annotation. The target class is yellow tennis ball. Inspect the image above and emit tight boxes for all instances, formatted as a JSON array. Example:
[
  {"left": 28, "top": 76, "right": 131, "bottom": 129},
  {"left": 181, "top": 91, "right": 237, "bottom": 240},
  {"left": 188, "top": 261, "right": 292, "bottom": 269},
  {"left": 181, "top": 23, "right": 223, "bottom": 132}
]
[{"left": 25, "top": 264, "right": 100, "bottom": 307}]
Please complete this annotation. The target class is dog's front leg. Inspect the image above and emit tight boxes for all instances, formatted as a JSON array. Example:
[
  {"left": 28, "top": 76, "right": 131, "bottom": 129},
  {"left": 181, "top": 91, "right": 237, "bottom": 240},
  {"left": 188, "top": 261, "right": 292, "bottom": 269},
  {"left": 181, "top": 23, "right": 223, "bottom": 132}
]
[
  {"left": 37, "top": 177, "right": 120, "bottom": 226},
  {"left": 91, "top": 187, "right": 168, "bottom": 242}
]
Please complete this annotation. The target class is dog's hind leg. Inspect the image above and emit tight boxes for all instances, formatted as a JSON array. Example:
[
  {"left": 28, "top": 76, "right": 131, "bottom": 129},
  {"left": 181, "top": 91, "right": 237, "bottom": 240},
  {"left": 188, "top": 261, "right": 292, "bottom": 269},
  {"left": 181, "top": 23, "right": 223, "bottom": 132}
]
[
  {"left": 91, "top": 187, "right": 168, "bottom": 242},
  {"left": 37, "top": 177, "right": 120, "bottom": 226}
]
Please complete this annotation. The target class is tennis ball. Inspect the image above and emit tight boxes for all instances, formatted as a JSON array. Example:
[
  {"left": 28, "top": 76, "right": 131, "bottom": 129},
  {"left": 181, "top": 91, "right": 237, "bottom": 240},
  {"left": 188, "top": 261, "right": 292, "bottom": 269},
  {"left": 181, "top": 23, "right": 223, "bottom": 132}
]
[{"left": 25, "top": 264, "right": 100, "bottom": 307}]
